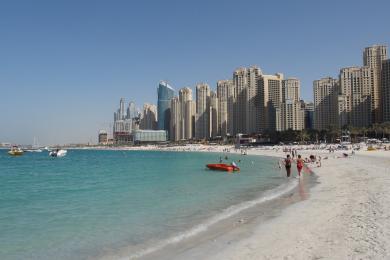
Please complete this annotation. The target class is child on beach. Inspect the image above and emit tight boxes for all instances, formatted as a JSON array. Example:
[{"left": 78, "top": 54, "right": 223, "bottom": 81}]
[{"left": 296, "top": 154, "right": 304, "bottom": 177}]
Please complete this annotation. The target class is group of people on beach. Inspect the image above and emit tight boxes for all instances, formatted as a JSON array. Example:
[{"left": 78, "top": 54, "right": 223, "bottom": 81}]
[
  {"left": 280, "top": 154, "right": 305, "bottom": 178},
  {"left": 279, "top": 153, "right": 322, "bottom": 178}
]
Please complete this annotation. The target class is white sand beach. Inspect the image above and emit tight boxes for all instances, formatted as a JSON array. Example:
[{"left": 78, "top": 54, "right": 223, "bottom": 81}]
[{"left": 163, "top": 147, "right": 390, "bottom": 259}]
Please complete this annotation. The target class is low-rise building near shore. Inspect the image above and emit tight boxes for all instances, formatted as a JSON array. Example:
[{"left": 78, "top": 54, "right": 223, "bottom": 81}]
[
  {"left": 98, "top": 130, "right": 108, "bottom": 145},
  {"left": 133, "top": 130, "right": 168, "bottom": 144}
]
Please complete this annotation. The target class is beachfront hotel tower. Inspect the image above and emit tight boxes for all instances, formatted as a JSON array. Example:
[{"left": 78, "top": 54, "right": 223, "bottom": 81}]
[
  {"left": 277, "top": 78, "right": 304, "bottom": 131},
  {"left": 179, "top": 87, "right": 195, "bottom": 140},
  {"left": 339, "top": 67, "right": 373, "bottom": 127},
  {"left": 195, "top": 83, "right": 211, "bottom": 139},
  {"left": 170, "top": 97, "right": 181, "bottom": 141},
  {"left": 217, "top": 80, "right": 234, "bottom": 137},
  {"left": 257, "top": 73, "right": 284, "bottom": 132},
  {"left": 140, "top": 103, "right": 157, "bottom": 130},
  {"left": 382, "top": 59, "right": 390, "bottom": 122},
  {"left": 313, "top": 77, "right": 339, "bottom": 130},
  {"left": 232, "top": 66, "right": 262, "bottom": 135},
  {"left": 363, "top": 45, "right": 388, "bottom": 123},
  {"left": 157, "top": 81, "right": 175, "bottom": 136},
  {"left": 210, "top": 91, "right": 219, "bottom": 138},
  {"left": 170, "top": 87, "right": 195, "bottom": 141},
  {"left": 282, "top": 78, "right": 300, "bottom": 102}
]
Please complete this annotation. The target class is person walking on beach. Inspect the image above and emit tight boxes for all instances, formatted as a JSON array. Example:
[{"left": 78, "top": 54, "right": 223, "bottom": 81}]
[
  {"left": 296, "top": 154, "right": 304, "bottom": 177},
  {"left": 283, "top": 154, "right": 292, "bottom": 177}
]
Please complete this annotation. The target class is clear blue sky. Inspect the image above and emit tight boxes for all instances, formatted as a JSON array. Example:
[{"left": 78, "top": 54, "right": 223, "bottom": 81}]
[{"left": 1, "top": 0, "right": 389, "bottom": 145}]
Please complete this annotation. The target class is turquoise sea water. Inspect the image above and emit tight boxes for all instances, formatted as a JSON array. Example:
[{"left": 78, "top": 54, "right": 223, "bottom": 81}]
[{"left": 0, "top": 149, "right": 292, "bottom": 259}]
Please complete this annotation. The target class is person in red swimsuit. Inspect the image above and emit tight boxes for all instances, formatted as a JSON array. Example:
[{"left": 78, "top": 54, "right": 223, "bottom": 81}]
[{"left": 296, "top": 154, "right": 304, "bottom": 177}]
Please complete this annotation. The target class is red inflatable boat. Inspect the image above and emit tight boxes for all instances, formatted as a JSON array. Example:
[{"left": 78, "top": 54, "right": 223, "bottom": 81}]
[{"left": 206, "top": 163, "right": 240, "bottom": 172}]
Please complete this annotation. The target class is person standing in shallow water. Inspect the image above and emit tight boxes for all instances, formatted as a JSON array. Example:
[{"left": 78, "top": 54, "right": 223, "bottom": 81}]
[
  {"left": 283, "top": 154, "right": 292, "bottom": 177},
  {"left": 296, "top": 154, "right": 304, "bottom": 177}
]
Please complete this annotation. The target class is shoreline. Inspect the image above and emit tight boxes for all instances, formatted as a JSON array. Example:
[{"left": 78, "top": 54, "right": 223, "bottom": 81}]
[
  {"left": 96, "top": 145, "right": 390, "bottom": 259},
  {"left": 97, "top": 146, "right": 320, "bottom": 259}
]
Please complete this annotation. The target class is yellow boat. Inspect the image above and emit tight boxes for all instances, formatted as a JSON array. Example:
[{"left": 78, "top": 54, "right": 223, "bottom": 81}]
[{"left": 8, "top": 146, "right": 24, "bottom": 156}]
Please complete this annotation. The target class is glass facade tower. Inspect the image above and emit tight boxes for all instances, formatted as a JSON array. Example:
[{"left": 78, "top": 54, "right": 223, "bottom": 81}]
[{"left": 157, "top": 81, "right": 175, "bottom": 134}]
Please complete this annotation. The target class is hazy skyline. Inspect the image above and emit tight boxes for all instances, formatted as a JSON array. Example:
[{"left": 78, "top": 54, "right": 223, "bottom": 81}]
[{"left": 1, "top": 0, "right": 389, "bottom": 145}]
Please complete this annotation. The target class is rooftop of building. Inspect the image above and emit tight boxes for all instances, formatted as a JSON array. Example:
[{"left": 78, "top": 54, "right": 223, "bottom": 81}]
[{"left": 159, "top": 80, "right": 174, "bottom": 91}]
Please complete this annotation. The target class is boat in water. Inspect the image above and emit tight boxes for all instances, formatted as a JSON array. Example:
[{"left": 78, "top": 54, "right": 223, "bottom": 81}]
[
  {"left": 25, "top": 148, "right": 43, "bottom": 153},
  {"left": 49, "top": 149, "right": 67, "bottom": 157},
  {"left": 206, "top": 163, "right": 240, "bottom": 172},
  {"left": 25, "top": 137, "right": 43, "bottom": 152},
  {"left": 8, "top": 146, "right": 24, "bottom": 156}
]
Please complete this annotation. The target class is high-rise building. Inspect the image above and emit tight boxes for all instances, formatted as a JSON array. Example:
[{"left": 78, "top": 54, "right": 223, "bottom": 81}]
[
  {"left": 210, "top": 91, "right": 219, "bottom": 138},
  {"left": 258, "top": 73, "right": 284, "bottom": 132},
  {"left": 170, "top": 96, "right": 181, "bottom": 141},
  {"left": 277, "top": 78, "right": 304, "bottom": 131},
  {"left": 363, "top": 45, "right": 388, "bottom": 123},
  {"left": 157, "top": 81, "right": 175, "bottom": 136},
  {"left": 179, "top": 87, "right": 194, "bottom": 140},
  {"left": 277, "top": 99, "right": 304, "bottom": 131},
  {"left": 113, "top": 98, "right": 133, "bottom": 144},
  {"left": 339, "top": 67, "right": 373, "bottom": 127},
  {"left": 119, "top": 98, "right": 125, "bottom": 120},
  {"left": 195, "top": 83, "right": 210, "bottom": 139},
  {"left": 232, "top": 66, "right": 262, "bottom": 134},
  {"left": 217, "top": 80, "right": 234, "bottom": 137},
  {"left": 127, "top": 101, "right": 138, "bottom": 119},
  {"left": 337, "top": 94, "right": 348, "bottom": 127},
  {"left": 140, "top": 103, "right": 157, "bottom": 130},
  {"left": 282, "top": 78, "right": 300, "bottom": 101},
  {"left": 313, "top": 77, "right": 339, "bottom": 130},
  {"left": 301, "top": 101, "right": 314, "bottom": 129},
  {"left": 382, "top": 59, "right": 390, "bottom": 122}
]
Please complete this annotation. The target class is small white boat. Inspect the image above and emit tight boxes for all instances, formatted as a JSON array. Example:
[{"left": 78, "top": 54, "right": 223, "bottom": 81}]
[
  {"left": 49, "top": 149, "right": 67, "bottom": 157},
  {"left": 25, "top": 148, "right": 43, "bottom": 153},
  {"left": 26, "top": 138, "right": 43, "bottom": 152}
]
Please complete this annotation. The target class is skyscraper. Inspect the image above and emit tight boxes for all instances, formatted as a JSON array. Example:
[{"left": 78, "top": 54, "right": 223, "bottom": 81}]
[
  {"left": 119, "top": 98, "right": 125, "bottom": 120},
  {"left": 113, "top": 98, "right": 133, "bottom": 144},
  {"left": 170, "top": 96, "right": 181, "bottom": 141},
  {"left": 179, "top": 87, "right": 195, "bottom": 140},
  {"left": 195, "top": 83, "right": 210, "bottom": 139},
  {"left": 277, "top": 99, "right": 304, "bottom": 131},
  {"left": 301, "top": 101, "right": 314, "bottom": 129},
  {"left": 339, "top": 67, "right": 372, "bottom": 127},
  {"left": 313, "top": 77, "right": 339, "bottom": 130},
  {"left": 382, "top": 59, "right": 390, "bottom": 122},
  {"left": 157, "top": 81, "right": 175, "bottom": 136},
  {"left": 363, "top": 45, "right": 388, "bottom": 123},
  {"left": 277, "top": 78, "right": 304, "bottom": 131},
  {"left": 140, "top": 103, "right": 157, "bottom": 130},
  {"left": 282, "top": 78, "right": 300, "bottom": 101},
  {"left": 210, "top": 91, "right": 218, "bottom": 138},
  {"left": 127, "top": 101, "right": 138, "bottom": 119},
  {"left": 232, "top": 66, "right": 262, "bottom": 134},
  {"left": 258, "top": 73, "right": 284, "bottom": 132},
  {"left": 217, "top": 80, "right": 234, "bottom": 137},
  {"left": 233, "top": 68, "right": 247, "bottom": 134}
]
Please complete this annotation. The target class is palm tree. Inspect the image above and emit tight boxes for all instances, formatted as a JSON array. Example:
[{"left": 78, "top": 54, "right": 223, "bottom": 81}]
[
  {"left": 326, "top": 125, "right": 340, "bottom": 143},
  {"left": 352, "top": 127, "right": 364, "bottom": 142},
  {"left": 299, "top": 130, "right": 310, "bottom": 143}
]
